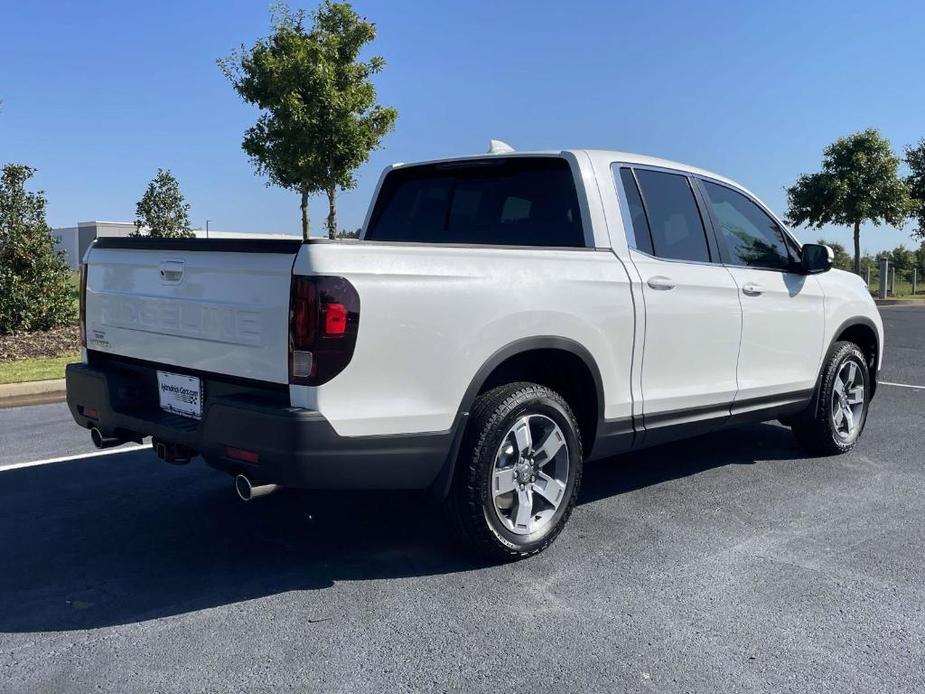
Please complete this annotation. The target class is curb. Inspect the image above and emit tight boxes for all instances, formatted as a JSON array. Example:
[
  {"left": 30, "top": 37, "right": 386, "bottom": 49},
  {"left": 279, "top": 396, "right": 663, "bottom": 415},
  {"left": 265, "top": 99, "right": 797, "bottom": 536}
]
[
  {"left": 875, "top": 298, "right": 925, "bottom": 306},
  {"left": 0, "top": 378, "right": 66, "bottom": 409}
]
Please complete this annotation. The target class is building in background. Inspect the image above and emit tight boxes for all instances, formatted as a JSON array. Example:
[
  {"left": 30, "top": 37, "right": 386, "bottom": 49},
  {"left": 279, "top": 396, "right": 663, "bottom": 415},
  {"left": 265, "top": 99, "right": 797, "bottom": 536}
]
[{"left": 51, "top": 221, "right": 298, "bottom": 268}]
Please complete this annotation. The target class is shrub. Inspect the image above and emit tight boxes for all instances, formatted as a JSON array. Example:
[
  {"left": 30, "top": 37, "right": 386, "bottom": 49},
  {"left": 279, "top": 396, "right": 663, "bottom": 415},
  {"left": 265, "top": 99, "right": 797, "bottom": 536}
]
[{"left": 0, "top": 164, "right": 77, "bottom": 334}]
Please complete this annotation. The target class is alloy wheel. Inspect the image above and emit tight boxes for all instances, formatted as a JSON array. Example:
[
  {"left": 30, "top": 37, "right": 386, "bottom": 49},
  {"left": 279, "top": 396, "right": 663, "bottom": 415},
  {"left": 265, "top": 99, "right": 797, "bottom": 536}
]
[
  {"left": 491, "top": 414, "right": 570, "bottom": 535},
  {"left": 831, "top": 359, "right": 865, "bottom": 440}
]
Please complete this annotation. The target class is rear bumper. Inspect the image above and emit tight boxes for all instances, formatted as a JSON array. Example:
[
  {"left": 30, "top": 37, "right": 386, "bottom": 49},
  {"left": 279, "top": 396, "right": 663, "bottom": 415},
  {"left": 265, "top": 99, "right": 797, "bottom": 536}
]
[{"left": 66, "top": 361, "right": 463, "bottom": 491}]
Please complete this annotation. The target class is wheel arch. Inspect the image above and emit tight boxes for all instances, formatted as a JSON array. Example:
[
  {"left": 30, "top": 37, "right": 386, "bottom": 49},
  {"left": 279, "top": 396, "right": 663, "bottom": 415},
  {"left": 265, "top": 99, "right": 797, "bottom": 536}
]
[
  {"left": 430, "top": 336, "right": 606, "bottom": 500},
  {"left": 464, "top": 337, "right": 604, "bottom": 444},
  {"left": 831, "top": 317, "right": 880, "bottom": 397}
]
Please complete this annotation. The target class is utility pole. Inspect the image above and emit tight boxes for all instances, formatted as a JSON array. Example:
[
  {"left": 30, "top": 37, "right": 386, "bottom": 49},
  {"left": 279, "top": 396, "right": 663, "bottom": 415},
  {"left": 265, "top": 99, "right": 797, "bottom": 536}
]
[
  {"left": 914, "top": 268, "right": 918, "bottom": 297},
  {"left": 206, "top": 219, "right": 211, "bottom": 239}
]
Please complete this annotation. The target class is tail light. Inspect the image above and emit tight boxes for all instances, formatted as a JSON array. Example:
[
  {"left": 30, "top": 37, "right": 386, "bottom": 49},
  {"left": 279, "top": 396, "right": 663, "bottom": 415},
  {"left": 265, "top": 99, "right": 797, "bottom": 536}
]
[
  {"left": 79, "top": 262, "right": 88, "bottom": 348},
  {"left": 225, "top": 446, "right": 259, "bottom": 464},
  {"left": 289, "top": 276, "right": 360, "bottom": 386}
]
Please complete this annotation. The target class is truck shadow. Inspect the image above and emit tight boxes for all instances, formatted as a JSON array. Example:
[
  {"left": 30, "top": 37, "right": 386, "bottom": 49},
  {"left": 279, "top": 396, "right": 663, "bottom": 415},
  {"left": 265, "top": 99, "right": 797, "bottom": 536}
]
[{"left": 0, "top": 422, "right": 803, "bottom": 633}]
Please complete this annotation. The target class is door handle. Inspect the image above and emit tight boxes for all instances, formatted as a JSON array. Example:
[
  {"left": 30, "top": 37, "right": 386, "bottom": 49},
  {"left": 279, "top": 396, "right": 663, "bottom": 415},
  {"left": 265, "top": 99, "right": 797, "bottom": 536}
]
[
  {"left": 647, "top": 275, "right": 676, "bottom": 291},
  {"left": 742, "top": 282, "right": 763, "bottom": 296}
]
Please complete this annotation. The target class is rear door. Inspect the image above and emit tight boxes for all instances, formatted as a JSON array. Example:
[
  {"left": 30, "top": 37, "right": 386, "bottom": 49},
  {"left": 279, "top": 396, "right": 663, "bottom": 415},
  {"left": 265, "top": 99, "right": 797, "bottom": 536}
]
[
  {"left": 696, "top": 179, "right": 825, "bottom": 410},
  {"left": 615, "top": 166, "right": 742, "bottom": 444},
  {"left": 85, "top": 239, "right": 300, "bottom": 384}
]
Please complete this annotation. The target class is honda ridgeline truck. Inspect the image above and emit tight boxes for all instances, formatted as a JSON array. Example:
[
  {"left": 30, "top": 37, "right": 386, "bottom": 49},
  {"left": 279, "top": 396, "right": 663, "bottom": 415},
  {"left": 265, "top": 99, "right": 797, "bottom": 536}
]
[{"left": 66, "top": 146, "right": 883, "bottom": 559}]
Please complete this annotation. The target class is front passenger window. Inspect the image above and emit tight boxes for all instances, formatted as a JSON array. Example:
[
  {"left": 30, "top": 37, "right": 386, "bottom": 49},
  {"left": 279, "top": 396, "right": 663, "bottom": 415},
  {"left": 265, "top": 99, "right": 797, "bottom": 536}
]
[{"left": 702, "top": 181, "right": 793, "bottom": 271}]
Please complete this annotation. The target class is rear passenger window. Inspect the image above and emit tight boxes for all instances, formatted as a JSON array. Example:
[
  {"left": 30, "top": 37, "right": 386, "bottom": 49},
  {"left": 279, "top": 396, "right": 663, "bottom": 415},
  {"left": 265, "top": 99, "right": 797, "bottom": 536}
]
[
  {"left": 633, "top": 169, "right": 711, "bottom": 263},
  {"left": 366, "top": 158, "right": 585, "bottom": 247},
  {"left": 617, "top": 168, "right": 654, "bottom": 255},
  {"left": 701, "top": 181, "right": 794, "bottom": 270}
]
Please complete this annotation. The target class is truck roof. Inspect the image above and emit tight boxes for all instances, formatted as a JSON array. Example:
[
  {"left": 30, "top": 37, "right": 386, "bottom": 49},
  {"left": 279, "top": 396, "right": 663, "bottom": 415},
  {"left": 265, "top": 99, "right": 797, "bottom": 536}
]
[{"left": 391, "top": 148, "right": 742, "bottom": 191}]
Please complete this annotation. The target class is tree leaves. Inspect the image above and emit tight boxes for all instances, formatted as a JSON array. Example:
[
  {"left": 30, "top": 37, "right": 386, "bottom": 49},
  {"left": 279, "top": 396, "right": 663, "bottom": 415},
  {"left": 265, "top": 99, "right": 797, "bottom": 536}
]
[
  {"left": 786, "top": 129, "right": 911, "bottom": 229},
  {"left": 785, "top": 129, "right": 912, "bottom": 272},
  {"left": 0, "top": 164, "right": 76, "bottom": 334},
  {"left": 132, "top": 169, "right": 194, "bottom": 239},
  {"left": 218, "top": 1, "right": 396, "bottom": 239},
  {"left": 905, "top": 139, "right": 925, "bottom": 241}
]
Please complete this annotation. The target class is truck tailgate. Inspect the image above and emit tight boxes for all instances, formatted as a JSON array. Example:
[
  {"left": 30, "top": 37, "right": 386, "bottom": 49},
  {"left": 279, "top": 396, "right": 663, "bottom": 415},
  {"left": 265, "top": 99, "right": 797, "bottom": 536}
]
[{"left": 84, "top": 240, "right": 300, "bottom": 384}]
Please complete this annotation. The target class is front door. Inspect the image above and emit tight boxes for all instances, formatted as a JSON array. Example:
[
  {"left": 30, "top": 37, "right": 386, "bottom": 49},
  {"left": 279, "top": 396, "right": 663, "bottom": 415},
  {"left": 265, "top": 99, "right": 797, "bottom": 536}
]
[{"left": 697, "top": 179, "right": 826, "bottom": 413}]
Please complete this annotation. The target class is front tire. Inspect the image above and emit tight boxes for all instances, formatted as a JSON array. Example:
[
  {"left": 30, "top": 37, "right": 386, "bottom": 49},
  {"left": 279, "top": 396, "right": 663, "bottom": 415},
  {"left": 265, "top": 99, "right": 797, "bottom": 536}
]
[
  {"left": 790, "top": 341, "right": 870, "bottom": 455},
  {"left": 446, "top": 382, "right": 583, "bottom": 561}
]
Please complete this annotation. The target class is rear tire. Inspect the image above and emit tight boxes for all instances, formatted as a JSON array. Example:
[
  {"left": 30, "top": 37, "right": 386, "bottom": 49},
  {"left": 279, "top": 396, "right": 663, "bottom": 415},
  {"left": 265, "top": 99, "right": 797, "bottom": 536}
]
[
  {"left": 790, "top": 341, "right": 870, "bottom": 455},
  {"left": 446, "top": 382, "right": 583, "bottom": 561}
]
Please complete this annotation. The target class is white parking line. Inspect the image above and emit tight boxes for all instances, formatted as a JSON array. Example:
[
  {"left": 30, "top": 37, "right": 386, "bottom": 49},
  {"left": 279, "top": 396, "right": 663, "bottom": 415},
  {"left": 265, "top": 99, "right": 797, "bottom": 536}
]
[
  {"left": 880, "top": 381, "right": 925, "bottom": 390},
  {"left": 0, "top": 444, "right": 149, "bottom": 472}
]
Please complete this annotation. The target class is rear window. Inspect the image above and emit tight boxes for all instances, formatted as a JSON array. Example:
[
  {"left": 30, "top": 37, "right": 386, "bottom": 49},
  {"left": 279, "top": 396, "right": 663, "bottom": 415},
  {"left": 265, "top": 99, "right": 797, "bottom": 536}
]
[
  {"left": 365, "top": 158, "right": 585, "bottom": 247},
  {"left": 617, "top": 167, "right": 654, "bottom": 255},
  {"left": 633, "top": 169, "right": 711, "bottom": 263}
]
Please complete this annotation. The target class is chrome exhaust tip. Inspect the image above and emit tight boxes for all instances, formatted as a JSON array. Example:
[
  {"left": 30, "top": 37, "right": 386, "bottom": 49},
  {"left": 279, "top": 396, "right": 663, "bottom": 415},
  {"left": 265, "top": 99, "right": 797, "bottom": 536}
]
[
  {"left": 90, "top": 427, "right": 124, "bottom": 449},
  {"left": 234, "top": 474, "right": 281, "bottom": 502}
]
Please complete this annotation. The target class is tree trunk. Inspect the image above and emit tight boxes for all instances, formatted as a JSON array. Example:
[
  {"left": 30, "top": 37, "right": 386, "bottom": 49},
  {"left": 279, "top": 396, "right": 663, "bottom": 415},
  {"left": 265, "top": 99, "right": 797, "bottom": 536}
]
[
  {"left": 326, "top": 185, "right": 337, "bottom": 240},
  {"left": 853, "top": 220, "right": 861, "bottom": 275},
  {"left": 300, "top": 188, "right": 310, "bottom": 242}
]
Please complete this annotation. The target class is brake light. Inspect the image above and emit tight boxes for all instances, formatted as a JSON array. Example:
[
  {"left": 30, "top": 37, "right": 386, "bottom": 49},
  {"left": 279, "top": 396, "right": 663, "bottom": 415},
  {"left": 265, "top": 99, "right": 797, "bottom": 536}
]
[
  {"left": 289, "top": 276, "right": 360, "bottom": 386},
  {"left": 323, "top": 303, "right": 348, "bottom": 337},
  {"left": 79, "top": 263, "right": 88, "bottom": 348}
]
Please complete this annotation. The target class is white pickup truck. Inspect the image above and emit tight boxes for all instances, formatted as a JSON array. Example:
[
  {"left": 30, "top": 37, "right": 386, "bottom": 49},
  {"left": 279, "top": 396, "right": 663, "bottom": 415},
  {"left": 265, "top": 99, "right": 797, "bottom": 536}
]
[{"left": 67, "top": 147, "right": 883, "bottom": 559}]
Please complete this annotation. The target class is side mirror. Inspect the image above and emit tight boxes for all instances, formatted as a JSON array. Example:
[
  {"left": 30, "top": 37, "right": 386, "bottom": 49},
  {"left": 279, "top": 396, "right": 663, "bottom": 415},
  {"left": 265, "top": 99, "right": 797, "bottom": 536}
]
[{"left": 800, "top": 243, "right": 833, "bottom": 274}]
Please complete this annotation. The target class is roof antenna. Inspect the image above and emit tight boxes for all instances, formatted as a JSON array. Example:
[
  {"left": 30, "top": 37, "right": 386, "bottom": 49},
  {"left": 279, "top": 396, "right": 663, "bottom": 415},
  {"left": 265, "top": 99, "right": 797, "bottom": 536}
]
[{"left": 487, "top": 139, "right": 515, "bottom": 154}]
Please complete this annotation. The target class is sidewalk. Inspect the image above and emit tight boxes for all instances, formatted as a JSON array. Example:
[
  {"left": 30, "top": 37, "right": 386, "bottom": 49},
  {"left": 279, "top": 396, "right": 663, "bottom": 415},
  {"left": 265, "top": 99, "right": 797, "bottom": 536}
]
[
  {"left": 0, "top": 379, "right": 66, "bottom": 409},
  {"left": 875, "top": 298, "right": 925, "bottom": 306}
]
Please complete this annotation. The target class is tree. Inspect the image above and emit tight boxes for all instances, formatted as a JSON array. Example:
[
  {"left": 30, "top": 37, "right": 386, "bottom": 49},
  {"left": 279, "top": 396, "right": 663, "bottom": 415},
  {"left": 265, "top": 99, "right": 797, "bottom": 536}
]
[
  {"left": 890, "top": 244, "right": 914, "bottom": 274},
  {"left": 310, "top": 2, "right": 397, "bottom": 238},
  {"left": 816, "top": 238, "right": 852, "bottom": 271},
  {"left": 786, "top": 129, "right": 911, "bottom": 274},
  {"left": 132, "top": 169, "right": 194, "bottom": 238},
  {"left": 915, "top": 241, "right": 925, "bottom": 280},
  {"left": 906, "top": 139, "right": 925, "bottom": 241},
  {"left": 219, "top": 2, "right": 396, "bottom": 240},
  {"left": 0, "top": 164, "right": 76, "bottom": 334}
]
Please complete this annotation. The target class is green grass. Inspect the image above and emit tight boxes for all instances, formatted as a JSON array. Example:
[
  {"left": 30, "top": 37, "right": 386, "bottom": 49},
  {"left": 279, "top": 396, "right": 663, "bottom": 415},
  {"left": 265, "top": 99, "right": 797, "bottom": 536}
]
[
  {"left": 0, "top": 354, "right": 78, "bottom": 385},
  {"left": 868, "top": 279, "right": 923, "bottom": 298}
]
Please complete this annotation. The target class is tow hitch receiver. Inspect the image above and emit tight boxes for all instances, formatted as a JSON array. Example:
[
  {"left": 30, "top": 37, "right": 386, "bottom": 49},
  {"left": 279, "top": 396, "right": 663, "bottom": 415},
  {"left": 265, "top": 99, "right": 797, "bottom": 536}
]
[{"left": 152, "top": 437, "right": 196, "bottom": 465}]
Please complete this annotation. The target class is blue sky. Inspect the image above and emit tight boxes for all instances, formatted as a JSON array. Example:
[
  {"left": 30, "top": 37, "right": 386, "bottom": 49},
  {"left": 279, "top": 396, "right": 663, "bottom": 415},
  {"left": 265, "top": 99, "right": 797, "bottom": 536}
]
[{"left": 1, "top": 0, "right": 924, "bottom": 253}]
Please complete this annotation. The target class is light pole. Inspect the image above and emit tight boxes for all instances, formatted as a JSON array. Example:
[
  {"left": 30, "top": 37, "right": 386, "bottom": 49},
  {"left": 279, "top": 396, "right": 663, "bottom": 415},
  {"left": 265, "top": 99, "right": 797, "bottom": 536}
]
[{"left": 206, "top": 219, "right": 211, "bottom": 239}]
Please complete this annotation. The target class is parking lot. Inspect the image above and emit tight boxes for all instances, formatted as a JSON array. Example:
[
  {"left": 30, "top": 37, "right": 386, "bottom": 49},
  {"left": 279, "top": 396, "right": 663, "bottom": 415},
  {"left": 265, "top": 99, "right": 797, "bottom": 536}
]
[{"left": 1, "top": 306, "right": 923, "bottom": 693}]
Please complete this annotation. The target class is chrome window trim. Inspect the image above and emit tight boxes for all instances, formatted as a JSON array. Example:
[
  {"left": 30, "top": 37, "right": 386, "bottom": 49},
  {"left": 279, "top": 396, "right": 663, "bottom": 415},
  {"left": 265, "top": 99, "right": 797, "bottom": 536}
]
[
  {"left": 627, "top": 247, "right": 724, "bottom": 269},
  {"left": 611, "top": 164, "right": 645, "bottom": 253}
]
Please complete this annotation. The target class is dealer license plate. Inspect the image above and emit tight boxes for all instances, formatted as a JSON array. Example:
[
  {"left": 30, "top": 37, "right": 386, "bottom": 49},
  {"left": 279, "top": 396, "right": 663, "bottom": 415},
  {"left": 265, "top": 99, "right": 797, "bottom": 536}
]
[{"left": 157, "top": 371, "right": 203, "bottom": 420}]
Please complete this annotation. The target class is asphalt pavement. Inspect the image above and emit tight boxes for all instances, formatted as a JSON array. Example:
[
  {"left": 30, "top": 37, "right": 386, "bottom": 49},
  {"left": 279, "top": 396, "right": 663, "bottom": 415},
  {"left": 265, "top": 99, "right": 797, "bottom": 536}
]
[{"left": 1, "top": 307, "right": 923, "bottom": 693}]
